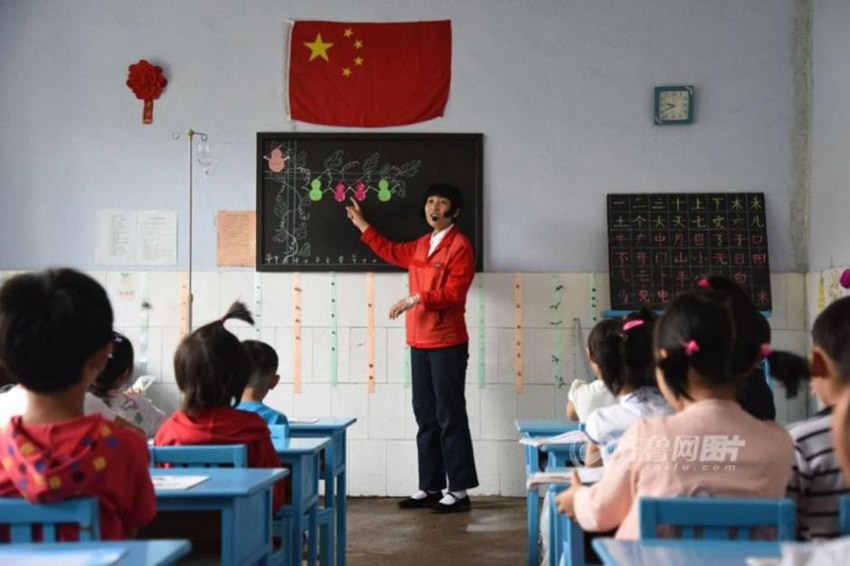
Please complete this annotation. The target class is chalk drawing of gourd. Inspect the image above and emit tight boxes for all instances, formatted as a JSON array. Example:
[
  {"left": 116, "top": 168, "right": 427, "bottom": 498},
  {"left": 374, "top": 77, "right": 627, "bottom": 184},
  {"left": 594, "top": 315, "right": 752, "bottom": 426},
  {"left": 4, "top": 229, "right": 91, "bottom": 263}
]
[
  {"left": 353, "top": 181, "right": 367, "bottom": 201},
  {"left": 309, "top": 178, "right": 323, "bottom": 201},
  {"left": 377, "top": 179, "right": 392, "bottom": 202},
  {"left": 333, "top": 181, "right": 346, "bottom": 202},
  {"left": 267, "top": 148, "right": 288, "bottom": 172}
]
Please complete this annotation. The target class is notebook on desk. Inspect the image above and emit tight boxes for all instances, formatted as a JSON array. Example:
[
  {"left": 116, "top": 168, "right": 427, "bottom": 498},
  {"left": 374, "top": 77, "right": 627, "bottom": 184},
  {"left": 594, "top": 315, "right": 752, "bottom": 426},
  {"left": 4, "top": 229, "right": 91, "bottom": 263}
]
[
  {"left": 526, "top": 467, "right": 604, "bottom": 489},
  {"left": 152, "top": 475, "right": 209, "bottom": 490}
]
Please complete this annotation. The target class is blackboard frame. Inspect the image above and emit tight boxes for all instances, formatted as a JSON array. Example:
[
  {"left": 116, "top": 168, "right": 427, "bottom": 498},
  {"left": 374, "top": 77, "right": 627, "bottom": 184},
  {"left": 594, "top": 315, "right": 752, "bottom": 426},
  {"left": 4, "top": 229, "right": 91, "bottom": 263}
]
[{"left": 256, "top": 132, "right": 484, "bottom": 272}]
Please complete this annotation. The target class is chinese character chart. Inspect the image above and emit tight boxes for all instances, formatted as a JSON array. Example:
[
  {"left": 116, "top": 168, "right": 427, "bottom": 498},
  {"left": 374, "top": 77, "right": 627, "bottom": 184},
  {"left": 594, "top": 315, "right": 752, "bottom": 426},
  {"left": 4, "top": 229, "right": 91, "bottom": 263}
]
[{"left": 606, "top": 193, "right": 772, "bottom": 311}]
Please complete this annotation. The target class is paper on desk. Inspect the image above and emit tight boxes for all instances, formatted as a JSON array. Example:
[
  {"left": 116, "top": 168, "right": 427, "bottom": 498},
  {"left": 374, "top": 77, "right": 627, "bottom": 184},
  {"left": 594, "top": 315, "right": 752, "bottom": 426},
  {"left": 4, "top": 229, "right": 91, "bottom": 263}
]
[
  {"left": 152, "top": 475, "right": 209, "bottom": 490},
  {"left": 0, "top": 548, "right": 126, "bottom": 566},
  {"left": 519, "top": 429, "right": 587, "bottom": 447},
  {"left": 288, "top": 417, "right": 320, "bottom": 424},
  {"left": 526, "top": 467, "right": 604, "bottom": 489}
]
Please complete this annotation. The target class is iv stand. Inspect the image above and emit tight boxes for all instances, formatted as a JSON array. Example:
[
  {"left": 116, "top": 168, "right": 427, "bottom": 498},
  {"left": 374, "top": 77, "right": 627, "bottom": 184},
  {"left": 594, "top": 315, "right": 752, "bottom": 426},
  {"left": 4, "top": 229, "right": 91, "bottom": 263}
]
[{"left": 171, "top": 128, "right": 207, "bottom": 334}]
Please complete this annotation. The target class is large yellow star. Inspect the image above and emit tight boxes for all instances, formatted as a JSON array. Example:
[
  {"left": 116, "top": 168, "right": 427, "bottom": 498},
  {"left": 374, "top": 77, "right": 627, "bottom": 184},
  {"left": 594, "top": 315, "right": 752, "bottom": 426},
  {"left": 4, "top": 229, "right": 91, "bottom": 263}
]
[{"left": 304, "top": 33, "right": 333, "bottom": 62}]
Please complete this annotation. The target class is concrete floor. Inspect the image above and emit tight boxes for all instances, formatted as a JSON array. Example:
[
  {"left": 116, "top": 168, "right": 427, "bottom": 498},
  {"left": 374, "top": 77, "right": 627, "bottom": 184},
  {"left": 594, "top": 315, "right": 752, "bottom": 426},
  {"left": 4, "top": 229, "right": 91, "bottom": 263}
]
[{"left": 346, "top": 496, "right": 527, "bottom": 566}]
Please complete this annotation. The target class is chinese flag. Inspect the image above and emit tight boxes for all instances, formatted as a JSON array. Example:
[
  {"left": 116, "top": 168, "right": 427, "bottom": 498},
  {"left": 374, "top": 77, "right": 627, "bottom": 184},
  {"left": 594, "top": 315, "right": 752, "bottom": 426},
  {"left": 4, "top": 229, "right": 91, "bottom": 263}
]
[{"left": 288, "top": 20, "right": 451, "bottom": 127}]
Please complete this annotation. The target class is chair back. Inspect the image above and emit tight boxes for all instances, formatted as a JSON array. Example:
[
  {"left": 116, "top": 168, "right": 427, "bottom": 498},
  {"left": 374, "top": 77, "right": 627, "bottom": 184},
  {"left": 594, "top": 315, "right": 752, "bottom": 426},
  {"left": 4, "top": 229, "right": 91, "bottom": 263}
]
[
  {"left": 268, "top": 424, "right": 290, "bottom": 442},
  {"left": 840, "top": 494, "right": 850, "bottom": 536},
  {"left": 638, "top": 497, "right": 795, "bottom": 540},
  {"left": 0, "top": 497, "right": 100, "bottom": 542},
  {"left": 149, "top": 444, "right": 248, "bottom": 468}
]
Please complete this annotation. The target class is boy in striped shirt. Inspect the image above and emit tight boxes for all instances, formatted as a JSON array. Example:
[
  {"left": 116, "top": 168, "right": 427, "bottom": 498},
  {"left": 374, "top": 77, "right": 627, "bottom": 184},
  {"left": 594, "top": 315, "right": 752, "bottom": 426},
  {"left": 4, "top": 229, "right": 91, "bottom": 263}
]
[{"left": 787, "top": 296, "right": 850, "bottom": 540}]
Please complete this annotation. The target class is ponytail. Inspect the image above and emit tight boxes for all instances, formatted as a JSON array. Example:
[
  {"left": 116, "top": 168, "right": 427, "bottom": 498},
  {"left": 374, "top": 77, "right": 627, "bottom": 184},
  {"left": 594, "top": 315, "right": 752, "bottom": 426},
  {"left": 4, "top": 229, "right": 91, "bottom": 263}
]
[
  {"left": 764, "top": 350, "right": 810, "bottom": 398},
  {"left": 220, "top": 301, "right": 254, "bottom": 326}
]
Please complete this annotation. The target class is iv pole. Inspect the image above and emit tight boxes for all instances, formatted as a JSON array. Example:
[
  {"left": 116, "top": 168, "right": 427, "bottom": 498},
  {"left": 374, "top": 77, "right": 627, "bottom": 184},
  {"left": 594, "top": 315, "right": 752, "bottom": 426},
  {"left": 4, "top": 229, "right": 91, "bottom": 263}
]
[{"left": 171, "top": 128, "right": 207, "bottom": 334}]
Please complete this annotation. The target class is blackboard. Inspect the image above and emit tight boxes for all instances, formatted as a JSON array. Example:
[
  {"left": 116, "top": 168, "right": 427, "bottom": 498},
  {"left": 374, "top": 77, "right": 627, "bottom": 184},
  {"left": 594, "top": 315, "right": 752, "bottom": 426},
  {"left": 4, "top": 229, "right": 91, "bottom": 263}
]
[
  {"left": 607, "top": 193, "right": 772, "bottom": 311},
  {"left": 256, "top": 133, "right": 483, "bottom": 272}
]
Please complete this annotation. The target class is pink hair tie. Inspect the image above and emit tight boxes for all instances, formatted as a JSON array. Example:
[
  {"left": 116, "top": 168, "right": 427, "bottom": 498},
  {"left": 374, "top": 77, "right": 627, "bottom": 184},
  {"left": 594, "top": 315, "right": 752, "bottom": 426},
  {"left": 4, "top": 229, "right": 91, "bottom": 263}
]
[
  {"left": 760, "top": 343, "right": 772, "bottom": 358},
  {"left": 622, "top": 320, "right": 645, "bottom": 332},
  {"left": 683, "top": 340, "right": 700, "bottom": 356},
  {"left": 697, "top": 278, "right": 711, "bottom": 289}
]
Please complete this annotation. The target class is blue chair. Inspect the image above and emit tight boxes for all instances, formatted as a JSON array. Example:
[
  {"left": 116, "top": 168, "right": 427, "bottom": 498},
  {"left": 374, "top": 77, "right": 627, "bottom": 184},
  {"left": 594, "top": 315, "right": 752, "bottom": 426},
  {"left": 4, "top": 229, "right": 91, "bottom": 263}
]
[
  {"left": 839, "top": 495, "right": 850, "bottom": 536},
  {"left": 149, "top": 444, "right": 248, "bottom": 468},
  {"left": 0, "top": 497, "right": 100, "bottom": 542},
  {"left": 638, "top": 497, "right": 796, "bottom": 540}
]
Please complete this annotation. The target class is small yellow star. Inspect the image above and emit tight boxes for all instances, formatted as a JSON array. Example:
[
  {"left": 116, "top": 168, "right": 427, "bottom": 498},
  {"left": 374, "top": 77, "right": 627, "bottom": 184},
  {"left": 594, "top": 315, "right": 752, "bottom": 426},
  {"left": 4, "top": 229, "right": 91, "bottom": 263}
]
[
  {"left": 354, "top": 39, "right": 364, "bottom": 50},
  {"left": 343, "top": 28, "right": 353, "bottom": 38},
  {"left": 354, "top": 57, "right": 364, "bottom": 66},
  {"left": 304, "top": 33, "right": 333, "bottom": 62},
  {"left": 342, "top": 67, "right": 352, "bottom": 77}
]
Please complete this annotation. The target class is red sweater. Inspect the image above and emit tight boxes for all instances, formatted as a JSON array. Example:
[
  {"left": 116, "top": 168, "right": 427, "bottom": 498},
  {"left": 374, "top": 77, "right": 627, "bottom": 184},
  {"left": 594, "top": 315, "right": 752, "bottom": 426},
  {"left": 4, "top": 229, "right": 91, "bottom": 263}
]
[
  {"left": 0, "top": 414, "right": 156, "bottom": 540},
  {"left": 154, "top": 407, "right": 286, "bottom": 510},
  {"left": 362, "top": 225, "right": 474, "bottom": 349}
]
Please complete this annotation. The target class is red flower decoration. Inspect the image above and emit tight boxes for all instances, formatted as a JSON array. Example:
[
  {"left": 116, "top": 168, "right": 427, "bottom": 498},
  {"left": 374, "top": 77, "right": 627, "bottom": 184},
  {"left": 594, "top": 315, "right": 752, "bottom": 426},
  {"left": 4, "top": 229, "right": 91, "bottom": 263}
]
[
  {"left": 126, "top": 60, "right": 167, "bottom": 124},
  {"left": 840, "top": 268, "right": 850, "bottom": 290}
]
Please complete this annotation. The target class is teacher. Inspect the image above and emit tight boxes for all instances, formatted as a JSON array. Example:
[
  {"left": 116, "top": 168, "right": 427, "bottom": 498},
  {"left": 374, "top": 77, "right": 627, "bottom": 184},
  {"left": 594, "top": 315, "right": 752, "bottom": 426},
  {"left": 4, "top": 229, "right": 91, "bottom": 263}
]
[{"left": 346, "top": 184, "right": 479, "bottom": 513}]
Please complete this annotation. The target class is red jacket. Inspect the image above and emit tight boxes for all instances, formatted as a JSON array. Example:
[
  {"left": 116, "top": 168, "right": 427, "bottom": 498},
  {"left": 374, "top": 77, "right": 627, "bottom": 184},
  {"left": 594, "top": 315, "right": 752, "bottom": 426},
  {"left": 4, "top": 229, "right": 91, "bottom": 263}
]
[{"left": 362, "top": 225, "right": 474, "bottom": 349}]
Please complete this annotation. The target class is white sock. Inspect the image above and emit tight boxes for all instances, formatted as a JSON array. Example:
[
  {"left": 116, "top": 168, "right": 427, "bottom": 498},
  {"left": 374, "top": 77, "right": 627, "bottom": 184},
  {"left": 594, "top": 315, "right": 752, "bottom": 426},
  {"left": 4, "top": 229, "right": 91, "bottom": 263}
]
[
  {"left": 410, "top": 489, "right": 440, "bottom": 500},
  {"left": 439, "top": 490, "right": 467, "bottom": 505}
]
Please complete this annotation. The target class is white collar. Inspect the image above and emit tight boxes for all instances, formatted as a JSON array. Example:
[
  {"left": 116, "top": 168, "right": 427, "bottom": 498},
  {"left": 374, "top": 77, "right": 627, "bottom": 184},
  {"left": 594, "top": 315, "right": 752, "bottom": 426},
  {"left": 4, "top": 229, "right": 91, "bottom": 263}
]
[{"left": 429, "top": 224, "right": 454, "bottom": 257}]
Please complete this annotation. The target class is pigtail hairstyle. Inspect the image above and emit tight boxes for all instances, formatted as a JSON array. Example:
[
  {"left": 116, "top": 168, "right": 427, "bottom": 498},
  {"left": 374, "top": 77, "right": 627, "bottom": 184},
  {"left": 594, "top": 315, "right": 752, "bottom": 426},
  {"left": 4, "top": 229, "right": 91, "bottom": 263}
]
[
  {"left": 700, "top": 275, "right": 810, "bottom": 397},
  {"left": 598, "top": 308, "right": 657, "bottom": 396},
  {"left": 655, "top": 290, "right": 737, "bottom": 400},
  {"left": 812, "top": 296, "right": 850, "bottom": 384},
  {"left": 90, "top": 331, "right": 134, "bottom": 400},
  {"left": 173, "top": 301, "right": 254, "bottom": 415}
]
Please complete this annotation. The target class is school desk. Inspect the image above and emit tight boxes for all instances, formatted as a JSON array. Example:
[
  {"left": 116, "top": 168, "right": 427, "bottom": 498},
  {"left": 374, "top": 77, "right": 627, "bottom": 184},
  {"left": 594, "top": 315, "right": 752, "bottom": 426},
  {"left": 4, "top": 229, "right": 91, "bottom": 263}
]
[
  {"left": 289, "top": 417, "right": 357, "bottom": 566},
  {"left": 515, "top": 418, "right": 579, "bottom": 566},
  {"left": 150, "top": 467, "right": 288, "bottom": 566},
  {"left": 0, "top": 540, "right": 191, "bottom": 566},
  {"left": 273, "top": 436, "right": 332, "bottom": 566},
  {"left": 591, "top": 538, "right": 781, "bottom": 566}
]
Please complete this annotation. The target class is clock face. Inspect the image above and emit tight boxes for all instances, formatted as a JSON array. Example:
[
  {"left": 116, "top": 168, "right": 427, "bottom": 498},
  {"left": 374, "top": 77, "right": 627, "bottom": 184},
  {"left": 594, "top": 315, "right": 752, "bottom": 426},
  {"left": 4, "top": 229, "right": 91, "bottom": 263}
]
[{"left": 659, "top": 90, "right": 690, "bottom": 121}]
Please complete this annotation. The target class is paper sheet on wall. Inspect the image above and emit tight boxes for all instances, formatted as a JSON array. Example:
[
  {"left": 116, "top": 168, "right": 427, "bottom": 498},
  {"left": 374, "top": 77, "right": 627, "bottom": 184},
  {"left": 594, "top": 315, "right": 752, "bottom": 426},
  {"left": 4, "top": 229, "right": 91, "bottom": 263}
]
[
  {"left": 216, "top": 210, "right": 256, "bottom": 267},
  {"left": 95, "top": 210, "right": 136, "bottom": 265},
  {"left": 136, "top": 210, "right": 177, "bottom": 265}
]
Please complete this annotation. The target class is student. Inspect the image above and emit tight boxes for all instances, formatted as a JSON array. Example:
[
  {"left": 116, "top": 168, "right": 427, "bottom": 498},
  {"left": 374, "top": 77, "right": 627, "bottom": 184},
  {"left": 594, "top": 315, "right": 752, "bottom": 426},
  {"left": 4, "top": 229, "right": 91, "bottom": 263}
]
[
  {"left": 787, "top": 296, "right": 850, "bottom": 540},
  {"left": 89, "top": 331, "right": 166, "bottom": 438},
  {"left": 0, "top": 269, "right": 156, "bottom": 540},
  {"left": 565, "top": 318, "right": 617, "bottom": 423},
  {"left": 154, "top": 302, "right": 285, "bottom": 510},
  {"left": 583, "top": 309, "right": 674, "bottom": 467},
  {"left": 555, "top": 289, "right": 808, "bottom": 539},
  {"left": 237, "top": 340, "right": 288, "bottom": 427}
]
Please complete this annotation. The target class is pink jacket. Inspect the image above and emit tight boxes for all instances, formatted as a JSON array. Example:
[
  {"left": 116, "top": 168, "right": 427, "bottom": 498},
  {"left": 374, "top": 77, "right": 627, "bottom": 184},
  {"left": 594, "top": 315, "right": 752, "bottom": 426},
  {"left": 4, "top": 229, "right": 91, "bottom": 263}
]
[{"left": 573, "top": 399, "right": 794, "bottom": 539}]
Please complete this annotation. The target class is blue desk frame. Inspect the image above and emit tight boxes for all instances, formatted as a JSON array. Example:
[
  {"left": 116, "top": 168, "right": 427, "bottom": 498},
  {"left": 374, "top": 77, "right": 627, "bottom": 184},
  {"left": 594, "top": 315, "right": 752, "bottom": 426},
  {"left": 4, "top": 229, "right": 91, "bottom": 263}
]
[
  {"left": 151, "top": 468, "right": 288, "bottom": 566},
  {"left": 289, "top": 417, "right": 357, "bottom": 566},
  {"left": 0, "top": 540, "right": 192, "bottom": 566}
]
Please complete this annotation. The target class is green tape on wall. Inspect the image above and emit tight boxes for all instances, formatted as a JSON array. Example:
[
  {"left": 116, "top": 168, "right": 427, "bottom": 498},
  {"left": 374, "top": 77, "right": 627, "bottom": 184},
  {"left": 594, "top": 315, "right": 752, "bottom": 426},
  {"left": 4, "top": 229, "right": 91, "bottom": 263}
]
[
  {"left": 330, "top": 273, "right": 339, "bottom": 386},
  {"left": 551, "top": 274, "right": 564, "bottom": 388}
]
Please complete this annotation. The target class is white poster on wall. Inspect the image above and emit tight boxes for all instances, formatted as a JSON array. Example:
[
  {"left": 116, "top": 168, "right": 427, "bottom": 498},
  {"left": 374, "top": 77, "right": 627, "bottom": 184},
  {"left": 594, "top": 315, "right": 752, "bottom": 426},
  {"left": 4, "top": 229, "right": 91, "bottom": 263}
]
[
  {"left": 95, "top": 210, "right": 136, "bottom": 265},
  {"left": 136, "top": 210, "right": 177, "bottom": 266}
]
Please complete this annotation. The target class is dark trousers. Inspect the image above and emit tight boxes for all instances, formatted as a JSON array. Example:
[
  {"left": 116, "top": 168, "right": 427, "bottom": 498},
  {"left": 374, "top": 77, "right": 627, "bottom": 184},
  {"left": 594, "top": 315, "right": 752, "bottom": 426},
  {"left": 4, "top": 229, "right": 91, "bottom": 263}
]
[{"left": 411, "top": 343, "right": 479, "bottom": 492}]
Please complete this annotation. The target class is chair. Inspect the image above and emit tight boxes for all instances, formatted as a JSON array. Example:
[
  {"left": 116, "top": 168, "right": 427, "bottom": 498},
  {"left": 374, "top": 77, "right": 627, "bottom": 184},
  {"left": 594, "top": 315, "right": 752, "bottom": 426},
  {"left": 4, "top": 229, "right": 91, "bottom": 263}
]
[
  {"left": 638, "top": 497, "right": 796, "bottom": 540},
  {"left": 269, "top": 424, "right": 291, "bottom": 442},
  {"left": 839, "top": 495, "right": 850, "bottom": 536},
  {"left": 149, "top": 444, "right": 248, "bottom": 468},
  {"left": 0, "top": 497, "right": 100, "bottom": 542}
]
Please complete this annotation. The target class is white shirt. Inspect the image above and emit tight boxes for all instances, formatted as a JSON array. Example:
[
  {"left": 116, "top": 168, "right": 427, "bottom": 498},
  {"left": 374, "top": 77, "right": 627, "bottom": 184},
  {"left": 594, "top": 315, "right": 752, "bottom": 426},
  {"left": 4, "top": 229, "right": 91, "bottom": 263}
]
[
  {"left": 568, "top": 379, "right": 617, "bottom": 423},
  {"left": 428, "top": 224, "right": 454, "bottom": 257},
  {"left": 0, "top": 385, "right": 116, "bottom": 426}
]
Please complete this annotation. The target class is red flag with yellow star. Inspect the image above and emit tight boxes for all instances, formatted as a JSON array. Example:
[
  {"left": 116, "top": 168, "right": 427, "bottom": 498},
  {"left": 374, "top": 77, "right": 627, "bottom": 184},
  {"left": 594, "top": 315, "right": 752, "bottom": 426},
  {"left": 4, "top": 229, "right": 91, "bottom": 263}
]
[{"left": 288, "top": 20, "right": 451, "bottom": 127}]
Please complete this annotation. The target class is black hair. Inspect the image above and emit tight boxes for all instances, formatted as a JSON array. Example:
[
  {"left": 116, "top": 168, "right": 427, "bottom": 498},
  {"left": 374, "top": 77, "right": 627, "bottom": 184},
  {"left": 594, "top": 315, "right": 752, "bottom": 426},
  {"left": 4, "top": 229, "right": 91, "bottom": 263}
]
[
  {"left": 0, "top": 269, "right": 113, "bottom": 394},
  {"left": 597, "top": 308, "right": 657, "bottom": 396},
  {"left": 586, "top": 318, "right": 618, "bottom": 365},
  {"left": 419, "top": 183, "right": 464, "bottom": 221},
  {"left": 812, "top": 296, "right": 850, "bottom": 383},
  {"left": 242, "top": 340, "right": 279, "bottom": 389},
  {"left": 90, "top": 332, "right": 134, "bottom": 400},
  {"left": 699, "top": 275, "right": 809, "bottom": 397},
  {"left": 173, "top": 302, "right": 254, "bottom": 414}
]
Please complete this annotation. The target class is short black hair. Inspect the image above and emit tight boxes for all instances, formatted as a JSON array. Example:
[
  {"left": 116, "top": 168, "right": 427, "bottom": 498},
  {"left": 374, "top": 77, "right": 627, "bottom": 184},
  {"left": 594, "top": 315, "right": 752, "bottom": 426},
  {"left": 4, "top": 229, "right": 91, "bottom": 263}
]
[
  {"left": 597, "top": 308, "right": 657, "bottom": 396},
  {"left": 90, "top": 332, "right": 134, "bottom": 399},
  {"left": 812, "top": 296, "right": 850, "bottom": 383},
  {"left": 586, "top": 318, "right": 617, "bottom": 364},
  {"left": 419, "top": 183, "right": 464, "bottom": 220},
  {"left": 242, "top": 340, "right": 279, "bottom": 389},
  {"left": 174, "top": 302, "right": 254, "bottom": 414},
  {"left": 0, "top": 268, "right": 113, "bottom": 394}
]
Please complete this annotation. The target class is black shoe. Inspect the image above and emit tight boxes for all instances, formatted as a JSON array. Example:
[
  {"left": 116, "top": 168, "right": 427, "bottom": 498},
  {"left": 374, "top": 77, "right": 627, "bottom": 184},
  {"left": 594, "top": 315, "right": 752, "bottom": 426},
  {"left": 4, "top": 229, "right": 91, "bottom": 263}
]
[
  {"left": 397, "top": 491, "right": 443, "bottom": 509},
  {"left": 431, "top": 495, "right": 471, "bottom": 514}
]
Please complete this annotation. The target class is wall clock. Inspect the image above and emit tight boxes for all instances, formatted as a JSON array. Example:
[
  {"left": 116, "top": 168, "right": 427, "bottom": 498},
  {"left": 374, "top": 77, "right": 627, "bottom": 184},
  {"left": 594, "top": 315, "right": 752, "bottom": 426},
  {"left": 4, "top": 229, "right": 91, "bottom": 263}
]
[{"left": 654, "top": 85, "right": 694, "bottom": 125}]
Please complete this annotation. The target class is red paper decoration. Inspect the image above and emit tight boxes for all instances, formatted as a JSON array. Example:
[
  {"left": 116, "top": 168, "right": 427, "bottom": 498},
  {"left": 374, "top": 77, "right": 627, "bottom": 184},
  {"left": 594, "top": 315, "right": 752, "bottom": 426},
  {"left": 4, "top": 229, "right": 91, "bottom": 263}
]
[{"left": 126, "top": 59, "right": 167, "bottom": 124}]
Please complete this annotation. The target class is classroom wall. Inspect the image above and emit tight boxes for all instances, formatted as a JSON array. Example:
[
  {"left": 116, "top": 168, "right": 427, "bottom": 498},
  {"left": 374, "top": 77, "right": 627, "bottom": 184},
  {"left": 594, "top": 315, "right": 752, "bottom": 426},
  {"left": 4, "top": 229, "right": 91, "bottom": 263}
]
[
  {"left": 0, "top": 0, "right": 804, "bottom": 271},
  {"left": 809, "top": 0, "right": 850, "bottom": 271}
]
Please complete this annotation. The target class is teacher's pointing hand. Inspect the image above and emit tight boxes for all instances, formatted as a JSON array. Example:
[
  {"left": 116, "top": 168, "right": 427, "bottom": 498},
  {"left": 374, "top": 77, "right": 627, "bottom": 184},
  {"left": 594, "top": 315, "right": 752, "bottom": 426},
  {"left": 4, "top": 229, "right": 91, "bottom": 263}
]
[{"left": 345, "top": 198, "right": 370, "bottom": 233}]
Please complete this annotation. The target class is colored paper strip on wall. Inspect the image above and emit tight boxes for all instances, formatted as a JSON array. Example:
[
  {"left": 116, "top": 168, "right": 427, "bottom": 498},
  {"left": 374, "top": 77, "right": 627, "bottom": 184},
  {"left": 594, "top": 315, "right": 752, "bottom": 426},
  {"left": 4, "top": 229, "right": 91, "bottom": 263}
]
[
  {"left": 590, "top": 273, "right": 599, "bottom": 324},
  {"left": 138, "top": 273, "right": 150, "bottom": 375},
  {"left": 571, "top": 317, "right": 585, "bottom": 382},
  {"left": 477, "top": 278, "right": 486, "bottom": 389},
  {"left": 330, "top": 273, "right": 339, "bottom": 386},
  {"left": 179, "top": 271, "right": 189, "bottom": 338},
  {"left": 367, "top": 273, "right": 376, "bottom": 393},
  {"left": 817, "top": 272, "right": 826, "bottom": 312},
  {"left": 293, "top": 273, "right": 302, "bottom": 394},
  {"left": 253, "top": 272, "right": 262, "bottom": 338},
  {"left": 402, "top": 277, "right": 411, "bottom": 388},
  {"left": 551, "top": 274, "right": 564, "bottom": 388},
  {"left": 514, "top": 273, "right": 524, "bottom": 393}
]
